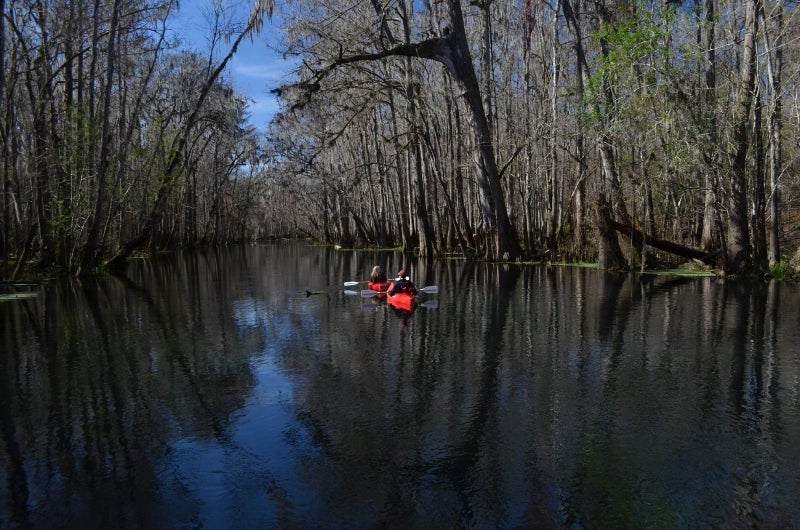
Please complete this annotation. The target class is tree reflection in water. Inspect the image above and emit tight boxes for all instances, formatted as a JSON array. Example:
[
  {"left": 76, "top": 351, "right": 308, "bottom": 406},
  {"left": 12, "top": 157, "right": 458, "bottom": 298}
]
[{"left": 1, "top": 243, "right": 799, "bottom": 528}]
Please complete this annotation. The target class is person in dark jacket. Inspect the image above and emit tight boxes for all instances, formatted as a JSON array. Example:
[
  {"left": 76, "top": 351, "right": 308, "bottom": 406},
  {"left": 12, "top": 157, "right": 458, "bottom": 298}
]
[{"left": 388, "top": 269, "right": 417, "bottom": 296}]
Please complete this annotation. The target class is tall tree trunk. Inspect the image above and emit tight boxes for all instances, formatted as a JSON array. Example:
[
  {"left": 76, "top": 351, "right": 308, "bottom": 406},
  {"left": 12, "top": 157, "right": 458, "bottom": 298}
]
[
  {"left": 412, "top": 130, "right": 434, "bottom": 256},
  {"left": 752, "top": 87, "right": 768, "bottom": 273},
  {"left": 400, "top": 1, "right": 434, "bottom": 257},
  {"left": 762, "top": 3, "right": 782, "bottom": 267},
  {"left": 79, "top": 0, "right": 120, "bottom": 275},
  {"left": 448, "top": 88, "right": 475, "bottom": 254},
  {"left": 0, "top": 0, "right": 7, "bottom": 277},
  {"left": 30, "top": 62, "right": 55, "bottom": 265},
  {"left": 700, "top": 0, "right": 718, "bottom": 251},
  {"left": 547, "top": 0, "right": 561, "bottom": 253},
  {"left": 725, "top": 0, "right": 758, "bottom": 275},
  {"left": 561, "top": 0, "right": 626, "bottom": 268}
]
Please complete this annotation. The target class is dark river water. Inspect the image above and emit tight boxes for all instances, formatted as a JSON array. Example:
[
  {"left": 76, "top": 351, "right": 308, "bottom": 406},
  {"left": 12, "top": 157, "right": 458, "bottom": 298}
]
[{"left": 1, "top": 242, "right": 799, "bottom": 528}]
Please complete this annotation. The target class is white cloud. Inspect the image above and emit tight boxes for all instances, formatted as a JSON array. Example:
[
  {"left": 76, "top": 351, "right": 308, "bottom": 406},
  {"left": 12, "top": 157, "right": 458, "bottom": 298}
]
[
  {"left": 234, "top": 62, "right": 285, "bottom": 82},
  {"left": 171, "top": 4, "right": 291, "bottom": 131}
]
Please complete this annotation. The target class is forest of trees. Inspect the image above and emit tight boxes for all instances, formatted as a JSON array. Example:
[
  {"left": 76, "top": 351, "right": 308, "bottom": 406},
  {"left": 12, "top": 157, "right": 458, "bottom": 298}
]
[{"left": 2, "top": 0, "right": 799, "bottom": 279}]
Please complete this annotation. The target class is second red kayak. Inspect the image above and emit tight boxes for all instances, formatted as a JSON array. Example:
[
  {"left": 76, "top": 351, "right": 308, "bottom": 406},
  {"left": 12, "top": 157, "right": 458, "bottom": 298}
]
[{"left": 368, "top": 280, "right": 390, "bottom": 293}]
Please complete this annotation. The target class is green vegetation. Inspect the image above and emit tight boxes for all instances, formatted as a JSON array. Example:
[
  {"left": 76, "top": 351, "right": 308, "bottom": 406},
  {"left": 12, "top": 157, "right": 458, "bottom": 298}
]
[{"left": 769, "top": 262, "right": 788, "bottom": 281}]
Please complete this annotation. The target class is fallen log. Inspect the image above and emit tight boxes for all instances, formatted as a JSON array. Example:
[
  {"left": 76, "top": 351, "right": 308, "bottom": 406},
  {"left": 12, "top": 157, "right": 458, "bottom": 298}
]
[{"left": 612, "top": 222, "right": 720, "bottom": 266}]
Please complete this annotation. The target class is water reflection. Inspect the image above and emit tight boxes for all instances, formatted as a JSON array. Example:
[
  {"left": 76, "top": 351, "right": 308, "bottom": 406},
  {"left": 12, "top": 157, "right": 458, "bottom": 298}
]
[{"left": 1, "top": 243, "right": 799, "bottom": 528}]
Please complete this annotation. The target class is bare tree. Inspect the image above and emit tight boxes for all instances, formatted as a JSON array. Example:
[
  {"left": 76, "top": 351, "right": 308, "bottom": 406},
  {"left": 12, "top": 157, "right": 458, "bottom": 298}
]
[
  {"left": 277, "top": 0, "right": 522, "bottom": 261},
  {"left": 104, "top": 0, "right": 274, "bottom": 269}
]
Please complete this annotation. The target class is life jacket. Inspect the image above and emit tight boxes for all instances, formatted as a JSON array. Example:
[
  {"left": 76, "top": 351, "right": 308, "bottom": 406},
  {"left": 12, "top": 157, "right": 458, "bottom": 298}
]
[{"left": 392, "top": 277, "right": 415, "bottom": 294}]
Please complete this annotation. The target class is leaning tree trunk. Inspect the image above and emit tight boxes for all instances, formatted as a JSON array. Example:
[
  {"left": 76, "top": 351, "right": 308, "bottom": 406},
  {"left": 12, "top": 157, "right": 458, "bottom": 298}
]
[{"left": 440, "top": 0, "right": 521, "bottom": 261}]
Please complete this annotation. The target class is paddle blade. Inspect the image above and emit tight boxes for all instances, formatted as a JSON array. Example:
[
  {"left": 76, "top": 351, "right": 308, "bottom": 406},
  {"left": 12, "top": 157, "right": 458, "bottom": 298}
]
[
  {"left": 343, "top": 290, "right": 359, "bottom": 296},
  {"left": 343, "top": 281, "right": 363, "bottom": 287},
  {"left": 419, "top": 285, "right": 438, "bottom": 294}
]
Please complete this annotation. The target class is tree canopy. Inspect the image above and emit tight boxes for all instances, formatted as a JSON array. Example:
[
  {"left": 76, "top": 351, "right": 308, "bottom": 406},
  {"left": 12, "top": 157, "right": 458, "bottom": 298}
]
[{"left": 2, "top": 0, "right": 800, "bottom": 278}]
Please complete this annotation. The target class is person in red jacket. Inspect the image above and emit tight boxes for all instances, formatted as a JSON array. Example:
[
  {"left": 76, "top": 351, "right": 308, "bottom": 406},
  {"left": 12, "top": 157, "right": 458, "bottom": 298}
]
[{"left": 388, "top": 269, "right": 417, "bottom": 296}]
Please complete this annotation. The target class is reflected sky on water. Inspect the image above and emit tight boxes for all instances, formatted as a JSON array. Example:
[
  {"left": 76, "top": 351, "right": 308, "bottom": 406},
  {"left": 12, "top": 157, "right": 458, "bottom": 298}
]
[{"left": 1, "top": 242, "right": 799, "bottom": 528}]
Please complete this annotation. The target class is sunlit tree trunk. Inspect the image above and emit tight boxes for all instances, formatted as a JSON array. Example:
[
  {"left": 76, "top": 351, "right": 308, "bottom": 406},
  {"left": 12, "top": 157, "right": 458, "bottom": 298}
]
[
  {"left": 447, "top": 86, "right": 476, "bottom": 255},
  {"left": 761, "top": 2, "right": 782, "bottom": 267}
]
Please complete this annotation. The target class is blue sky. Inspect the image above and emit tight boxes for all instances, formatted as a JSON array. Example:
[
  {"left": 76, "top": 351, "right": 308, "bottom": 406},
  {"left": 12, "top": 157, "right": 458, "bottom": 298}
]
[{"left": 171, "top": 2, "right": 292, "bottom": 132}]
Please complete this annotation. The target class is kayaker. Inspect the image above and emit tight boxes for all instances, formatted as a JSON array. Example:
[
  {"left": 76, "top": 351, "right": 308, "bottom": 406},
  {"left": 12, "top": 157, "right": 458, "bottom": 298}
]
[
  {"left": 388, "top": 269, "right": 417, "bottom": 296},
  {"left": 370, "top": 265, "right": 387, "bottom": 284}
]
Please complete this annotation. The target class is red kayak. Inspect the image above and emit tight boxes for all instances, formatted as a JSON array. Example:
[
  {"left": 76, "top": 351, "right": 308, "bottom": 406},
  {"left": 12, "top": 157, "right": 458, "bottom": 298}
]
[
  {"left": 387, "top": 292, "right": 415, "bottom": 311},
  {"left": 368, "top": 280, "right": 390, "bottom": 292},
  {"left": 386, "top": 282, "right": 416, "bottom": 311}
]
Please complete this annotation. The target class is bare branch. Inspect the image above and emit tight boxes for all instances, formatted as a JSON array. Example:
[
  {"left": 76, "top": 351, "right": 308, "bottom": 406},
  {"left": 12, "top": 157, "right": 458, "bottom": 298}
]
[{"left": 274, "top": 37, "right": 451, "bottom": 110}]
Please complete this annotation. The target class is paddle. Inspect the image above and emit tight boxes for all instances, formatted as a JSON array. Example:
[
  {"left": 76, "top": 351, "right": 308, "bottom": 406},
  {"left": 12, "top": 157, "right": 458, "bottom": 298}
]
[
  {"left": 343, "top": 281, "right": 368, "bottom": 287},
  {"left": 360, "top": 285, "right": 438, "bottom": 297}
]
